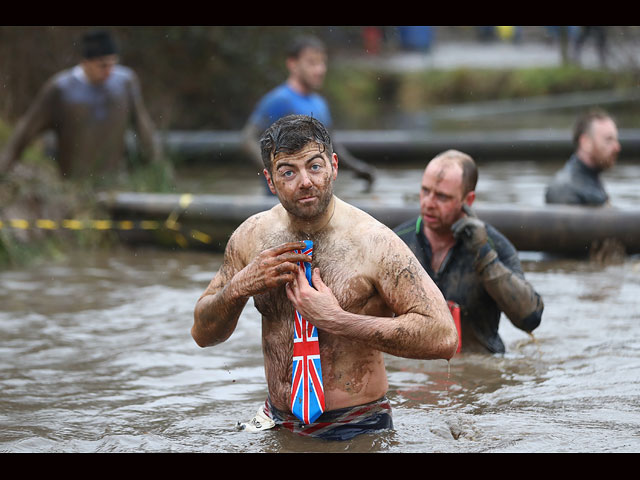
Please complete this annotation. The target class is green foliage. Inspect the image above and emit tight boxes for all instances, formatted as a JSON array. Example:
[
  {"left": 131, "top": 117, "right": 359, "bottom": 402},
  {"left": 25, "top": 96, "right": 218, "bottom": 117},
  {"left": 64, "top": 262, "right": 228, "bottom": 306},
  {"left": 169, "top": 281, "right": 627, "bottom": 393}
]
[{"left": 326, "top": 65, "right": 640, "bottom": 126}]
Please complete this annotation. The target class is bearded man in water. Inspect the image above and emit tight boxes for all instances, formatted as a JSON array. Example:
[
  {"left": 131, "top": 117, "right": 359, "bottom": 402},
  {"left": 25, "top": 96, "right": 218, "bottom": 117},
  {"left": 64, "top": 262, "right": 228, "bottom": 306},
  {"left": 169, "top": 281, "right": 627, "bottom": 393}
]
[{"left": 192, "top": 114, "right": 458, "bottom": 440}]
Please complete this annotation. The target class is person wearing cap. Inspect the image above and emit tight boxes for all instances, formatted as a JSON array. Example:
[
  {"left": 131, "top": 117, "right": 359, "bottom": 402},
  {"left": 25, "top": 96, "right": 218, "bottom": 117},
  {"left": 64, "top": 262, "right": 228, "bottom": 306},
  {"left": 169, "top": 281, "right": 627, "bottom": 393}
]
[{"left": 0, "top": 29, "right": 162, "bottom": 184}]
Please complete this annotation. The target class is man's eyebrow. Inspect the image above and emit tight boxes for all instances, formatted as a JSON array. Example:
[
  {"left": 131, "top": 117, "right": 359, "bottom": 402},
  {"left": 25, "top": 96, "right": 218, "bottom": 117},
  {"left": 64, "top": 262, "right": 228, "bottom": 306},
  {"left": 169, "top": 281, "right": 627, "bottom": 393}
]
[
  {"left": 275, "top": 153, "right": 325, "bottom": 169},
  {"left": 305, "top": 153, "right": 326, "bottom": 164},
  {"left": 421, "top": 184, "right": 453, "bottom": 197}
]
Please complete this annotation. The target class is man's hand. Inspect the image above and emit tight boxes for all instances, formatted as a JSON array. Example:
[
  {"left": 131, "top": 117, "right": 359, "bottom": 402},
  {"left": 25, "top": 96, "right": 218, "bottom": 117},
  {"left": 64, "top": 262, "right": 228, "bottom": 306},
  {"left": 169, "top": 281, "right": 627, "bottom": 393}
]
[
  {"left": 451, "top": 210, "right": 488, "bottom": 254},
  {"left": 285, "top": 266, "right": 342, "bottom": 329},
  {"left": 235, "top": 241, "right": 312, "bottom": 297},
  {"left": 452, "top": 204, "right": 498, "bottom": 272}
]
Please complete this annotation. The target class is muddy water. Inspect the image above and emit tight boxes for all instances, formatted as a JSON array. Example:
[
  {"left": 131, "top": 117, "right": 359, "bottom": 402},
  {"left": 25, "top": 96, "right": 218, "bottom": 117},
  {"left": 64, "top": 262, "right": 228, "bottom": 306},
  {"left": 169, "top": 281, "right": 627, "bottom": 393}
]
[{"left": 1, "top": 160, "right": 640, "bottom": 452}]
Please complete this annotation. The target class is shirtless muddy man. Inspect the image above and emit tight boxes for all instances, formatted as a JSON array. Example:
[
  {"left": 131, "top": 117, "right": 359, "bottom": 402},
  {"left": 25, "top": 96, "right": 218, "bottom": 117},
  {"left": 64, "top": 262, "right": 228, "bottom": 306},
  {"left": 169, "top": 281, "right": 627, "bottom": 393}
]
[{"left": 192, "top": 114, "right": 458, "bottom": 440}]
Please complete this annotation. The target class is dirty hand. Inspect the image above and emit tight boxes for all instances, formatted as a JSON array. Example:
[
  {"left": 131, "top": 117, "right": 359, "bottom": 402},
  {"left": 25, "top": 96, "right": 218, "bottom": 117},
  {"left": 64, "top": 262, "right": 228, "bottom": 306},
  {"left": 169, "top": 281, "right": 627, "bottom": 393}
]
[
  {"left": 286, "top": 266, "right": 342, "bottom": 329},
  {"left": 236, "top": 242, "right": 312, "bottom": 297},
  {"left": 451, "top": 215, "right": 489, "bottom": 254}
]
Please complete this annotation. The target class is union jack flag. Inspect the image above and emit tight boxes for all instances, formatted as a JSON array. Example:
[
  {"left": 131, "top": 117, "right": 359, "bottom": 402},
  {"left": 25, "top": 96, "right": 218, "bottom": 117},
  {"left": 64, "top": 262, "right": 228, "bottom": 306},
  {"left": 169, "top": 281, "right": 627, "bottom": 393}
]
[{"left": 290, "top": 240, "right": 325, "bottom": 424}]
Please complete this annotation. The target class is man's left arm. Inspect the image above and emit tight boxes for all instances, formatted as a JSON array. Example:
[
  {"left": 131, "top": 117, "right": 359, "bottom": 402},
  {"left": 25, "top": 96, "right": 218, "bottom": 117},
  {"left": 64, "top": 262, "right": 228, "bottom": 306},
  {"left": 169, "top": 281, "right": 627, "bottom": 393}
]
[
  {"left": 127, "top": 71, "right": 163, "bottom": 165},
  {"left": 285, "top": 230, "right": 458, "bottom": 360},
  {"left": 332, "top": 141, "right": 376, "bottom": 189},
  {"left": 453, "top": 215, "right": 544, "bottom": 333}
]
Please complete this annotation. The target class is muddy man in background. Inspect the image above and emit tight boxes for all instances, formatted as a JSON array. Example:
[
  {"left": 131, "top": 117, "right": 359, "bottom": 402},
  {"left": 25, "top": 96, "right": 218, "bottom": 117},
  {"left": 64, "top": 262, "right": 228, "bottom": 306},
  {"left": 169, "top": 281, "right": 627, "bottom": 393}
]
[
  {"left": 394, "top": 149, "right": 544, "bottom": 354},
  {"left": 0, "top": 29, "right": 162, "bottom": 185}
]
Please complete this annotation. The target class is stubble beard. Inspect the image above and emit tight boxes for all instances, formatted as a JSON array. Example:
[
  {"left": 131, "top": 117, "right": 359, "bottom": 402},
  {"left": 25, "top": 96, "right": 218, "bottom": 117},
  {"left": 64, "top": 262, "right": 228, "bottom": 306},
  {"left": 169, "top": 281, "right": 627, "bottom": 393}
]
[{"left": 278, "top": 178, "right": 334, "bottom": 221}]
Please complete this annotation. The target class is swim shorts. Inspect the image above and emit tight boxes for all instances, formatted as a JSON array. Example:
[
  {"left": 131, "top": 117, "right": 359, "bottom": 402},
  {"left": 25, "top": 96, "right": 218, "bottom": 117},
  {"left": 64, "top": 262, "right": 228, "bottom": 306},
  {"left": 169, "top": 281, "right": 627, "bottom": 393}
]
[{"left": 263, "top": 396, "right": 393, "bottom": 441}]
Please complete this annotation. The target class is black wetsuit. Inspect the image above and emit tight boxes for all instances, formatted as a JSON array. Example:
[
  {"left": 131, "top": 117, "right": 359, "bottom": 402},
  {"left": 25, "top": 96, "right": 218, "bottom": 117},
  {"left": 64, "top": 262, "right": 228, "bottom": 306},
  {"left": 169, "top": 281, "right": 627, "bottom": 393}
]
[
  {"left": 394, "top": 217, "right": 543, "bottom": 354},
  {"left": 545, "top": 154, "right": 609, "bottom": 206}
]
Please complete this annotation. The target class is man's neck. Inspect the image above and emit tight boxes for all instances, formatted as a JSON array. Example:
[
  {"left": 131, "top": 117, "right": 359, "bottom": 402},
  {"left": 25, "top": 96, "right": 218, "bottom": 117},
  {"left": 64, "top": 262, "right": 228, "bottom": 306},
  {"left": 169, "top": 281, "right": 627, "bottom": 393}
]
[
  {"left": 286, "top": 77, "right": 312, "bottom": 96},
  {"left": 576, "top": 150, "right": 597, "bottom": 170},
  {"left": 423, "top": 222, "right": 456, "bottom": 272},
  {"left": 424, "top": 222, "right": 456, "bottom": 253}
]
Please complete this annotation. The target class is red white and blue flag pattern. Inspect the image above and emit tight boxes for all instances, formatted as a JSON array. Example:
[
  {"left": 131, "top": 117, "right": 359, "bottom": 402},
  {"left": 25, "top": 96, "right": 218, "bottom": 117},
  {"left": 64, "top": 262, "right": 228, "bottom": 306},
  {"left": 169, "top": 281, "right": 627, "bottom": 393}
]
[{"left": 290, "top": 240, "right": 325, "bottom": 424}]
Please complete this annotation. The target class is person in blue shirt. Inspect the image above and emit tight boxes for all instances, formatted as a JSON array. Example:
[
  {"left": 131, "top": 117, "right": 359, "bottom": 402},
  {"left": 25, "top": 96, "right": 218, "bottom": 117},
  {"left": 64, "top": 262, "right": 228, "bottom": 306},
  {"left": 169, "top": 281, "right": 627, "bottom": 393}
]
[{"left": 242, "top": 35, "right": 376, "bottom": 191}]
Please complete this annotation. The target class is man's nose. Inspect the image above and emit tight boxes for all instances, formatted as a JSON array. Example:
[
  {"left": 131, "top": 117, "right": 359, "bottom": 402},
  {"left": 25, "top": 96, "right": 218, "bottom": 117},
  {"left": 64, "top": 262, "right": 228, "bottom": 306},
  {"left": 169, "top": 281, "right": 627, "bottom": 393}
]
[{"left": 299, "top": 170, "right": 313, "bottom": 188}]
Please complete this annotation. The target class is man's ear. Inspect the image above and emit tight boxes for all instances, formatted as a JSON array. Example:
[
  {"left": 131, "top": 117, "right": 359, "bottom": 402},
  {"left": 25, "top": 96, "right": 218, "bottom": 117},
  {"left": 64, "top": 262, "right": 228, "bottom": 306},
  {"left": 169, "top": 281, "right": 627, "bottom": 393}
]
[
  {"left": 579, "top": 132, "right": 593, "bottom": 153},
  {"left": 264, "top": 169, "right": 277, "bottom": 195},
  {"left": 464, "top": 190, "right": 476, "bottom": 207},
  {"left": 331, "top": 153, "right": 338, "bottom": 179}
]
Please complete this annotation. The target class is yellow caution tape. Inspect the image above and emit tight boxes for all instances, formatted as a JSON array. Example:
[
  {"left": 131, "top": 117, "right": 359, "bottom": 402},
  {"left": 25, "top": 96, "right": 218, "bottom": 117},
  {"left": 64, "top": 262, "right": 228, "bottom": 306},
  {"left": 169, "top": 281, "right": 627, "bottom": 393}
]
[
  {"left": 35, "top": 219, "right": 58, "bottom": 230},
  {"left": 9, "top": 219, "right": 30, "bottom": 229},
  {"left": 0, "top": 216, "right": 214, "bottom": 247},
  {"left": 190, "top": 229, "right": 212, "bottom": 244},
  {"left": 62, "top": 219, "right": 85, "bottom": 230},
  {"left": 0, "top": 194, "right": 212, "bottom": 247}
]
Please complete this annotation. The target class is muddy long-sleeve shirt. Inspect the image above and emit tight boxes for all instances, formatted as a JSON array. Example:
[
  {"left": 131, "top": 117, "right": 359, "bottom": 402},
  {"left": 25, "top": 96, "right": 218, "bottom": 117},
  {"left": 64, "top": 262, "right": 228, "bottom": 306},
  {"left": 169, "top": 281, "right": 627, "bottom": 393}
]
[
  {"left": 0, "top": 65, "right": 160, "bottom": 180},
  {"left": 394, "top": 216, "right": 544, "bottom": 354}
]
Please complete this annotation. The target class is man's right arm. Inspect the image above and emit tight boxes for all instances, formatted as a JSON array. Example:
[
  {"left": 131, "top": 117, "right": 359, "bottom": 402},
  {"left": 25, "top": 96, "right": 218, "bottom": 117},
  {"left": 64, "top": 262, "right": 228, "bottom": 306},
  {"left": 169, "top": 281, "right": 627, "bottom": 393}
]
[
  {"left": 191, "top": 229, "right": 312, "bottom": 348},
  {"left": 0, "top": 80, "right": 56, "bottom": 173}
]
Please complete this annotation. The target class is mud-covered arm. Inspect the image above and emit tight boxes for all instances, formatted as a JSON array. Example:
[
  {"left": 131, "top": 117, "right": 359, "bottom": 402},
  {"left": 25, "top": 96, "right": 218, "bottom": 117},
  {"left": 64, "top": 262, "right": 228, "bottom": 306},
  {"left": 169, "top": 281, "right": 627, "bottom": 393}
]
[
  {"left": 453, "top": 214, "right": 544, "bottom": 332},
  {"left": 240, "top": 122, "right": 267, "bottom": 170},
  {"left": 128, "top": 72, "right": 162, "bottom": 164},
  {"left": 476, "top": 248, "right": 543, "bottom": 331},
  {"left": 192, "top": 228, "right": 312, "bottom": 347},
  {"left": 0, "top": 80, "right": 57, "bottom": 173},
  {"left": 332, "top": 140, "right": 376, "bottom": 187},
  {"left": 286, "top": 231, "right": 458, "bottom": 360}
]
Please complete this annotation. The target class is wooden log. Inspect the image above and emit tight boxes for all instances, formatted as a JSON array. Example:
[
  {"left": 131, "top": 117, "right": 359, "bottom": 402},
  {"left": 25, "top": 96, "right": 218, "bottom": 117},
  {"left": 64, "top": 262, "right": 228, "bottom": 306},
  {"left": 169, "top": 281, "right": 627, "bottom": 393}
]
[{"left": 98, "top": 192, "right": 640, "bottom": 255}]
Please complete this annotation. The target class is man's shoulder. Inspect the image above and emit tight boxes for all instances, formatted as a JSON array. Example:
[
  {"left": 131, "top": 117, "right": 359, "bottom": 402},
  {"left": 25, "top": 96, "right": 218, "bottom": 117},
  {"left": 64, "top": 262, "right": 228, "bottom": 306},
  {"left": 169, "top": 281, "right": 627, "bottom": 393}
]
[
  {"left": 236, "top": 205, "right": 281, "bottom": 234},
  {"left": 338, "top": 201, "right": 411, "bottom": 251},
  {"left": 108, "top": 65, "right": 139, "bottom": 86},
  {"left": 111, "top": 64, "right": 136, "bottom": 77},
  {"left": 259, "top": 83, "right": 292, "bottom": 103},
  {"left": 393, "top": 217, "right": 419, "bottom": 238},
  {"left": 485, "top": 222, "right": 518, "bottom": 256},
  {"left": 48, "top": 68, "right": 76, "bottom": 89}
]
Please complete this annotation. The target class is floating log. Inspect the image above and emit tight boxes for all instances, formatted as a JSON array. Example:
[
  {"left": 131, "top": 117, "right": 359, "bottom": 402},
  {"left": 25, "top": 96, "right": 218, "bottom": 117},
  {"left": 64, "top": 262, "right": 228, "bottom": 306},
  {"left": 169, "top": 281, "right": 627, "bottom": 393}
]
[{"left": 98, "top": 192, "right": 640, "bottom": 255}]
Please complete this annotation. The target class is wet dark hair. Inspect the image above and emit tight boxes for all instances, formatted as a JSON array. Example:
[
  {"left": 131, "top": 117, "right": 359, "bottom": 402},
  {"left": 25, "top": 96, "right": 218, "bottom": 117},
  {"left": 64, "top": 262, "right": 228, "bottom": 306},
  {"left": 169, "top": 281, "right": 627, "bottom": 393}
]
[
  {"left": 260, "top": 114, "right": 333, "bottom": 172},
  {"left": 286, "top": 35, "right": 326, "bottom": 59},
  {"left": 572, "top": 108, "right": 613, "bottom": 148}
]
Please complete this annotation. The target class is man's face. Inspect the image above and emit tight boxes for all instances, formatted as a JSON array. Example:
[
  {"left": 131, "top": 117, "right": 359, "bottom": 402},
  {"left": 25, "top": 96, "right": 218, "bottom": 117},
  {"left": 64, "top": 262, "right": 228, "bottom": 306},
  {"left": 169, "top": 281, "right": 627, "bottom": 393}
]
[
  {"left": 419, "top": 160, "right": 470, "bottom": 234},
  {"left": 288, "top": 47, "right": 327, "bottom": 92},
  {"left": 264, "top": 142, "right": 338, "bottom": 220},
  {"left": 81, "top": 54, "right": 118, "bottom": 85},
  {"left": 583, "top": 117, "right": 621, "bottom": 170}
]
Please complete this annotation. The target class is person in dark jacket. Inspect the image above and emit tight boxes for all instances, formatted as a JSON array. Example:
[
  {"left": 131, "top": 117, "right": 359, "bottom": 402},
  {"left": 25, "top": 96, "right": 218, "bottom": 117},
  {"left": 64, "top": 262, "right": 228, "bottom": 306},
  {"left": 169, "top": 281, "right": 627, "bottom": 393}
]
[
  {"left": 545, "top": 109, "right": 620, "bottom": 206},
  {"left": 394, "top": 149, "right": 544, "bottom": 354}
]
